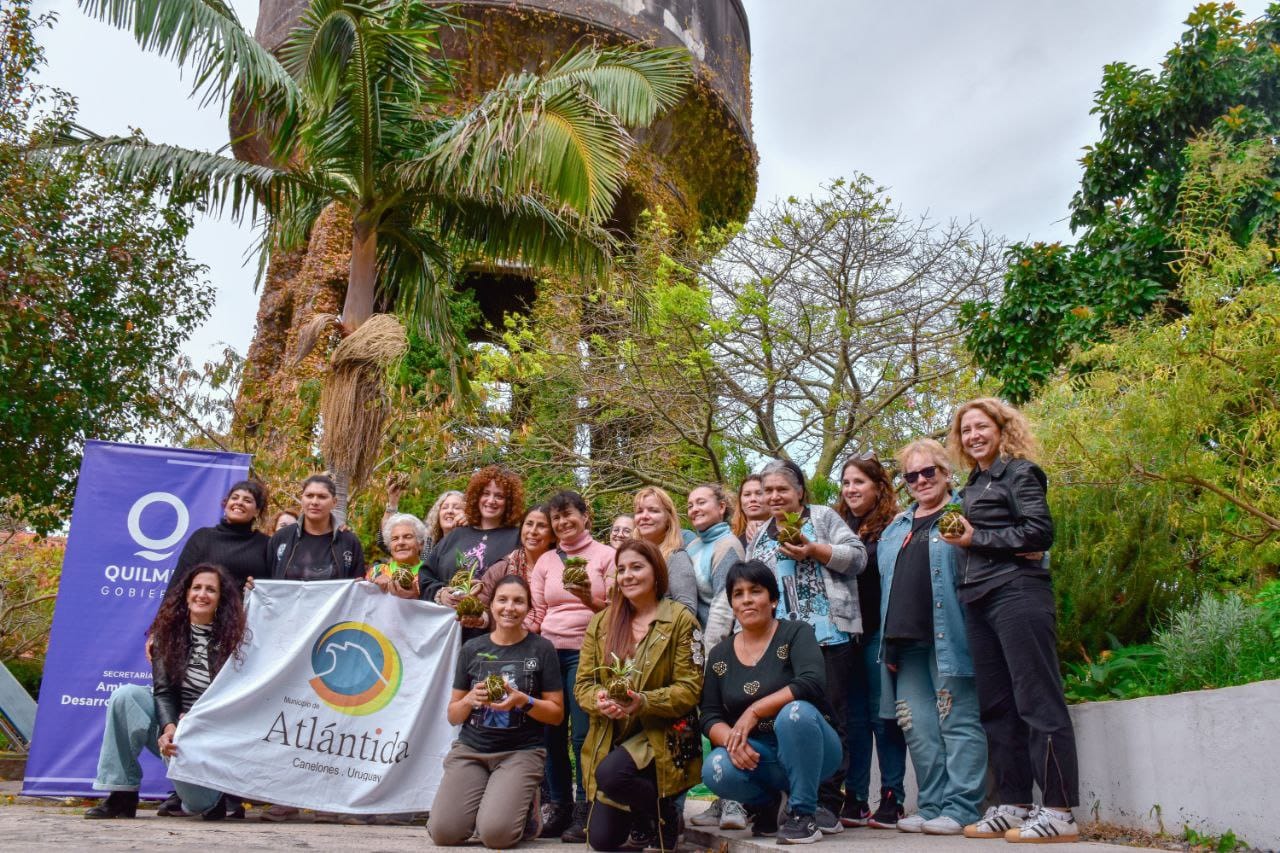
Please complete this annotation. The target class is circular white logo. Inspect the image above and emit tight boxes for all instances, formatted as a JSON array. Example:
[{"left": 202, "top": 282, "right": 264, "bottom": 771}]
[{"left": 127, "top": 492, "right": 190, "bottom": 560}]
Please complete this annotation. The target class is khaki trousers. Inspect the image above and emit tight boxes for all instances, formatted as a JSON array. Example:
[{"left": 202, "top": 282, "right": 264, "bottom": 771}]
[{"left": 428, "top": 740, "right": 545, "bottom": 848}]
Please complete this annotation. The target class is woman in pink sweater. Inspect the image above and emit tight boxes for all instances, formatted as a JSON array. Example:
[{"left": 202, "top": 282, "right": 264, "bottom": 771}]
[{"left": 529, "top": 490, "right": 615, "bottom": 841}]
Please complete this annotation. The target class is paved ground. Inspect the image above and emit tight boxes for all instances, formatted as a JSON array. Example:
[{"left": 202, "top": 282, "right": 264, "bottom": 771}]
[{"left": 0, "top": 783, "right": 1146, "bottom": 851}]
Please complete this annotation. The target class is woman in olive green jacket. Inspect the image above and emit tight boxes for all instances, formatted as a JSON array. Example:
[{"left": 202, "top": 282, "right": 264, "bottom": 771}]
[{"left": 575, "top": 540, "right": 704, "bottom": 851}]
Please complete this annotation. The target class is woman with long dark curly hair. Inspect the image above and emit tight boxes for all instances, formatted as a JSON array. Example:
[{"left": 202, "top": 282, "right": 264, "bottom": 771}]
[
  {"left": 86, "top": 563, "right": 248, "bottom": 821},
  {"left": 834, "top": 454, "right": 910, "bottom": 829},
  {"left": 423, "top": 467, "right": 525, "bottom": 627}
]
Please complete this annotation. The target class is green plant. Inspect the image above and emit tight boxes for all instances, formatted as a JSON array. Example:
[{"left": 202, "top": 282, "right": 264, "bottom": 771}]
[
  {"left": 1156, "top": 594, "right": 1275, "bottom": 693},
  {"left": 2, "top": 658, "right": 43, "bottom": 700},
  {"left": 1183, "top": 825, "right": 1248, "bottom": 852},
  {"left": 1062, "top": 638, "right": 1164, "bottom": 704}
]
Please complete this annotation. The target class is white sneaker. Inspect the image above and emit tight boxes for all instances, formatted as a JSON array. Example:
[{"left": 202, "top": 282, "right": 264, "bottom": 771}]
[
  {"left": 690, "top": 798, "right": 723, "bottom": 827},
  {"left": 965, "top": 804, "right": 1029, "bottom": 838},
  {"left": 897, "top": 813, "right": 926, "bottom": 833},
  {"left": 923, "top": 815, "right": 964, "bottom": 835},
  {"left": 719, "top": 799, "right": 748, "bottom": 830},
  {"left": 1006, "top": 806, "right": 1079, "bottom": 843}
]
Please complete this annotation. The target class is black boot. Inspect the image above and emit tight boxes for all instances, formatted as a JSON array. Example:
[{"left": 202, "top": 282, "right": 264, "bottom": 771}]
[
  {"left": 560, "top": 801, "right": 591, "bottom": 843},
  {"left": 540, "top": 800, "right": 572, "bottom": 838},
  {"left": 749, "top": 793, "right": 782, "bottom": 837},
  {"left": 653, "top": 798, "right": 680, "bottom": 851},
  {"left": 200, "top": 795, "right": 228, "bottom": 821},
  {"left": 85, "top": 791, "right": 138, "bottom": 819},
  {"left": 156, "top": 791, "right": 189, "bottom": 817}
]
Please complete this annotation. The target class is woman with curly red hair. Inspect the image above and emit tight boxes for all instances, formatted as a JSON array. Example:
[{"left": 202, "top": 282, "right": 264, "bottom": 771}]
[{"left": 423, "top": 467, "right": 525, "bottom": 635}]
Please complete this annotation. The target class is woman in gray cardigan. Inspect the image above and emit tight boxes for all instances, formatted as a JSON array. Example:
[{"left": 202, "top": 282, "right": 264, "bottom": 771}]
[{"left": 747, "top": 458, "right": 867, "bottom": 831}]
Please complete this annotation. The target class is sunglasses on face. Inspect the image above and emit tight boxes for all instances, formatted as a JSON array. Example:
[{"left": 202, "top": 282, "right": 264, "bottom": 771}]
[{"left": 904, "top": 466, "right": 939, "bottom": 485}]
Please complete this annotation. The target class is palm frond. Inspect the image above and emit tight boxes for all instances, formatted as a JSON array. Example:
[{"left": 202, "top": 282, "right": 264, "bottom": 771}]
[
  {"left": 541, "top": 46, "right": 693, "bottom": 126},
  {"left": 44, "top": 127, "right": 324, "bottom": 223},
  {"left": 78, "top": 0, "right": 298, "bottom": 112},
  {"left": 432, "top": 191, "right": 616, "bottom": 279},
  {"left": 398, "top": 73, "right": 630, "bottom": 223}
]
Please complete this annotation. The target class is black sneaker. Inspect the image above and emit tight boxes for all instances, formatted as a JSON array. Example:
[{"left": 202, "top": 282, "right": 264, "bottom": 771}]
[
  {"left": 815, "top": 805, "right": 844, "bottom": 835},
  {"left": 839, "top": 792, "right": 871, "bottom": 827},
  {"left": 560, "top": 801, "right": 591, "bottom": 843},
  {"left": 776, "top": 810, "right": 822, "bottom": 845},
  {"left": 749, "top": 794, "right": 782, "bottom": 837},
  {"left": 868, "top": 789, "right": 904, "bottom": 829},
  {"left": 540, "top": 801, "right": 572, "bottom": 838}
]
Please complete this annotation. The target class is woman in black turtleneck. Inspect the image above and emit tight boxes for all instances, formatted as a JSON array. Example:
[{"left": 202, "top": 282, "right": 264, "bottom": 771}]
[{"left": 165, "top": 480, "right": 270, "bottom": 592}]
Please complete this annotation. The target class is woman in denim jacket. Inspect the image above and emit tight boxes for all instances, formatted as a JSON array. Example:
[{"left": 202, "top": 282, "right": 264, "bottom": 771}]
[{"left": 876, "top": 439, "right": 986, "bottom": 836}]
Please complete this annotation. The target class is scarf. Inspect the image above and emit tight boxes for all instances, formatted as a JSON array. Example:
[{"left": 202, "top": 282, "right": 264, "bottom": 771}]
[{"left": 689, "top": 521, "right": 733, "bottom": 595}]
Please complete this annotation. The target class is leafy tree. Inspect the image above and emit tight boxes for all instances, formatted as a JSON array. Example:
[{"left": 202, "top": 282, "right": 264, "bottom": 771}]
[
  {"left": 1033, "top": 132, "right": 1280, "bottom": 657},
  {"left": 0, "top": 0, "right": 211, "bottom": 532},
  {"left": 492, "top": 177, "right": 1001, "bottom": 499},
  {"left": 964, "top": 3, "right": 1280, "bottom": 401},
  {"left": 62, "top": 0, "right": 692, "bottom": 512}
]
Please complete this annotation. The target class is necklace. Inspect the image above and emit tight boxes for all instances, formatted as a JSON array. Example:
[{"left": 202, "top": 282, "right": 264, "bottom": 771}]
[{"left": 736, "top": 621, "right": 778, "bottom": 666}]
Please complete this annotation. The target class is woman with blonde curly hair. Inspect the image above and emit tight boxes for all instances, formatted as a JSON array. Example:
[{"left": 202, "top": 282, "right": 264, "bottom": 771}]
[
  {"left": 940, "top": 398, "right": 1080, "bottom": 843},
  {"left": 423, "top": 490, "right": 465, "bottom": 560},
  {"left": 424, "top": 468, "right": 525, "bottom": 637},
  {"left": 631, "top": 486, "right": 698, "bottom": 617}
]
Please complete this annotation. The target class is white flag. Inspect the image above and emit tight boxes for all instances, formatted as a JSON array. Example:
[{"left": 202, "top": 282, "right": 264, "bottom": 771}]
[{"left": 168, "top": 580, "right": 460, "bottom": 813}]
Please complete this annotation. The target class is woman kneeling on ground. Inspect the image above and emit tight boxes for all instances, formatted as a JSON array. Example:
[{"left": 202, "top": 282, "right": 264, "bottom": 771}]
[
  {"left": 700, "top": 560, "right": 843, "bottom": 845},
  {"left": 577, "top": 540, "right": 703, "bottom": 851},
  {"left": 429, "top": 575, "right": 564, "bottom": 848},
  {"left": 86, "top": 563, "right": 247, "bottom": 820}
]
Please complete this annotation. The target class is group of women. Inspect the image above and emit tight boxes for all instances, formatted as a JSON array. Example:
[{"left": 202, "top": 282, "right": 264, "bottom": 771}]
[{"left": 83, "top": 397, "right": 1082, "bottom": 849}]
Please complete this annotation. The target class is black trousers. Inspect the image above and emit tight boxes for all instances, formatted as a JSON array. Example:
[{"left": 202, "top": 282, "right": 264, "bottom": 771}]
[
  {"left": 963, "top": 576, "right": 1079, "bottom": 807},
  {"left": 817, "top": 642, "right": 852, "bottom": 812},
  {"left": 587, "top": 746, "right": 675, "bottom": 851}
]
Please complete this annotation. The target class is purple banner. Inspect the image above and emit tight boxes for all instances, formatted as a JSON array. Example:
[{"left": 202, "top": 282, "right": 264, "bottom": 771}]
[{"left": 23, "top": 441, "right": 250, "bottom": 798}]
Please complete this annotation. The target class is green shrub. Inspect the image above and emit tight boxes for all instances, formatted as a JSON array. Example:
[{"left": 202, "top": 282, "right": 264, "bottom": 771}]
[
  {"left": 2, "top": 658, "right": 42, "bottom": 700},
  {"left": 1064, "top": 587, "right": 1280, "bottom": 703},
  {"left": 1155, "top": 594, "right": 1270, "bottom": 693}
]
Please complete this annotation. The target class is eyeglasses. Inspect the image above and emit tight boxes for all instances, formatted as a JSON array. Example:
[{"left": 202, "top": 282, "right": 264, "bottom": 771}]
[
  {"left": 857, "top": 450, "right": 877, "bottom": 461},
  {"left": 903, "top": 466, "right": 939, "bottom": 485}
]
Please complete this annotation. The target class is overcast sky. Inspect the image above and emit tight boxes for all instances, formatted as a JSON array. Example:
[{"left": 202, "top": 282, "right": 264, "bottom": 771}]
[{"left": 31, "top": 0, "right": 1271, "bottom": 363}]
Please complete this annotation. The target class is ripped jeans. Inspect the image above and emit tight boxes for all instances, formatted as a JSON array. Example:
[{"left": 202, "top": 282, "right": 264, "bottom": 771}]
[
  {"left": 890, "top": 644, "right": 986, "bottom": 824},
  {"left": 701, "top": 700, "right": 842, "bottom": 816}
]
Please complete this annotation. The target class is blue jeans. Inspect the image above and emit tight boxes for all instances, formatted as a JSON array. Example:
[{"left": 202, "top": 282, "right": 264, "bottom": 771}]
[
  {"left": 845, "top": 634, "right": 907, "bottom": 801},
  {"left": 702, "top": 700, "right": 841, "bottom": 815},
  {"left": 545, "top": 649, "right": 588, "bottom": 804},
  {"left": 94, "top": 684, "right": 221, "bottom": 814},
  {"left": 891, "top": 644, "right": 986, "bottom": 824}
]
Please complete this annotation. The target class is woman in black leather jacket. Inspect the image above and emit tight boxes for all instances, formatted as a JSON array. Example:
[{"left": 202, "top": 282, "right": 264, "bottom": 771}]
[
  {"left": 85, "top": 563, "right": 248, "bottom": 820},
  {"left": 940, "top": 398, "right": 1081, "bottom": 844}
]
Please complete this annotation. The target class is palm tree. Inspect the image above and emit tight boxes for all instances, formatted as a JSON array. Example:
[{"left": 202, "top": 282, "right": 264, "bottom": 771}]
[{"left": 62, "top": 0, "right": 691, "bottom": 511}]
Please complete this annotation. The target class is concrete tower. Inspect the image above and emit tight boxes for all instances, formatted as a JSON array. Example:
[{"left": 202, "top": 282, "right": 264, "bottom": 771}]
[{"left": 233, "top": 0, "right": 756, "bottom": 464}]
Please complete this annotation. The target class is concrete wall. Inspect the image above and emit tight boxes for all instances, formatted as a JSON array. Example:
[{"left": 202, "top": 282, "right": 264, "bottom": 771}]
[{"left": 1070, "top": 679, "right": 1280, "bottom": 850}]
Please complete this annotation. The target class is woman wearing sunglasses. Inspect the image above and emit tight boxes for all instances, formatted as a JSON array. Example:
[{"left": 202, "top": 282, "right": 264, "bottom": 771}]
[
  {"left": 941, "top": 398, "right": 1079, "bottom": 843},
  {"left": 876, "top": 440, "right": 986, "bottom": 836}
]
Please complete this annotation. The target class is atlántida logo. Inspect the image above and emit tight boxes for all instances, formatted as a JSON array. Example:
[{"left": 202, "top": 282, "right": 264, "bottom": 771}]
[{"left": 308, "top": 621, "right": 402, "bottom": 715}]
